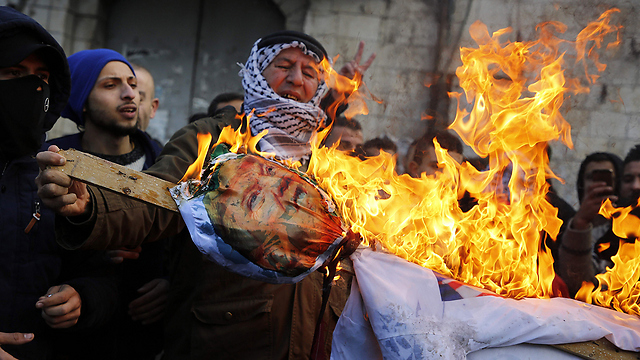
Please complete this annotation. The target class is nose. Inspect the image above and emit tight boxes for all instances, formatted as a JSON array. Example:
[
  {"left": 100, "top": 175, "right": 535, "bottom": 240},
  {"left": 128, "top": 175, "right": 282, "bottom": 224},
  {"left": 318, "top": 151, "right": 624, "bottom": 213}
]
[
  {"left": 286, "top": 65, "right": 304, "bottom": 86},
  {"left": 122, "top": 83, "right": 136, "bottom": 100},
  {"left": 632, "top": 176, "right": 640, "bottom": 190}
]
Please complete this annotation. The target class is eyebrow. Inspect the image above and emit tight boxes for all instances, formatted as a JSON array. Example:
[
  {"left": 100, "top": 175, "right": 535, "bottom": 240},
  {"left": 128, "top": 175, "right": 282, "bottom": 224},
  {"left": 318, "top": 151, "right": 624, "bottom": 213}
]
[
  {"left": 275, "top": 56, "right": 318, "bottom": 69},
  {"left": 96, "top": 75, "right": 136, "bottom": 82}
]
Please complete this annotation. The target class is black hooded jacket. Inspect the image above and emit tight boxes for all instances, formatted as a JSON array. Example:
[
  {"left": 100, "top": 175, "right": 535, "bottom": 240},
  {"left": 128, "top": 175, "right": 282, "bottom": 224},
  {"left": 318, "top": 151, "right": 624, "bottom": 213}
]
[{"left": 0, "top": 6, "right": 118, "bottom": 360}]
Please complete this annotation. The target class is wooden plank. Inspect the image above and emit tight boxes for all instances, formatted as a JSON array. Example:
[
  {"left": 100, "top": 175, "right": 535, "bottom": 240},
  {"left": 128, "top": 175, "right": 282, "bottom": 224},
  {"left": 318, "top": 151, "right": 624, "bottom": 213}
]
[
  {"left": 55, "top": 149, "right": 179, "bottom": 212},
  {"left": 551, "top": 338, "right": 640, "bottom": 359}
]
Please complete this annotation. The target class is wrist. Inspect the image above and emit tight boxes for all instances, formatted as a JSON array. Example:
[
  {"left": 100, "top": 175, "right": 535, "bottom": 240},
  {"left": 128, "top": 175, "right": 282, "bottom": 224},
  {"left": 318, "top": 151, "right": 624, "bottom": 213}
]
[{"left": 570, "top": 216, "right": 591, "bottom": 230}]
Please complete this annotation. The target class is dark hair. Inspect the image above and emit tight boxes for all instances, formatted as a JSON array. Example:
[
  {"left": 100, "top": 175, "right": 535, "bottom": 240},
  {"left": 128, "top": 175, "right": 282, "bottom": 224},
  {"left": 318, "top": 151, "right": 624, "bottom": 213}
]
[
  {"left": 363, "top": 136, "right": 397, "bottom": 156},
  {"left": 207, "top": 92, "right": 244, "bottom": 116},
  {"left": 576, "top": 152, "right": 622, "bottom": 203},
  {"left": 413, "top": 131, "right": 463, "bottom": 165},
  {"left": 623, "top": 144, "right": 640, "bottom": 168},
  {"left": 188, "top": 112, "right": 208, "bottom": 124},
  {"left": 332, "top": 116, "right": 362, "bottom": 131}
]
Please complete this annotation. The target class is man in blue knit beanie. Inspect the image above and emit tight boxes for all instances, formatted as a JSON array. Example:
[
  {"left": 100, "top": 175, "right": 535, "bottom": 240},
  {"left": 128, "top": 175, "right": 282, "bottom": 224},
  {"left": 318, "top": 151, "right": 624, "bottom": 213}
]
[{"left": 48, "top": 49, "right": 166, "bottom": 359}]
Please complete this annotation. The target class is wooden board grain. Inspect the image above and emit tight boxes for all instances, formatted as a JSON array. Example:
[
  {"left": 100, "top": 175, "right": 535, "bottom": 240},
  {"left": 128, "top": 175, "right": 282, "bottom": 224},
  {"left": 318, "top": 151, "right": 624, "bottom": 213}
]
[
  {"left": 551, "top": 338, "right": 640, "bottom": 359},
  {"left": 56, "top": 149, "right": 179, "bottom": 212}
]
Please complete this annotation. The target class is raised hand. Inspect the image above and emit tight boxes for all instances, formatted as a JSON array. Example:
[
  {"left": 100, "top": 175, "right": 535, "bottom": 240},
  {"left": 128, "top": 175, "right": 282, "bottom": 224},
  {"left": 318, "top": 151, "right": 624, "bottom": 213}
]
[{"left": 338, "top": 41, "right": 376, "bottom": 80}]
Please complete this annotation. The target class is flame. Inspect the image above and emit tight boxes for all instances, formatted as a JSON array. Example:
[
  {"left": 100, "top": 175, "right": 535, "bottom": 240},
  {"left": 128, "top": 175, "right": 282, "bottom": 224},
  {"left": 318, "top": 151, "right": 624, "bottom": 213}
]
[
  {"left": 180, "top": 133, "right": 212, "bottom": 182},
  {"left": 576, "top": 198, "right": 640, "bottom": 314},
  {"left": 319, "top": 56, "right": 382, "bottom": 122},
  {"left": 308, "top": 9, "right": 621, "bottom": 300},
  {"left": 179, "top": 9, "right": 633, "bottom": 313}
]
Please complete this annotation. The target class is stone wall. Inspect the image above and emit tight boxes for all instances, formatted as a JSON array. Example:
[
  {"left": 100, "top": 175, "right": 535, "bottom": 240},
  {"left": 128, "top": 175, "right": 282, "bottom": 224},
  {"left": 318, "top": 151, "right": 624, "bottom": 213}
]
[
  {"left": 304, "top": 0, "right": 440, "bottom": 159},
  {"left": 304, "top": 0, "right": 640, "bottom": 207},
  {"left": 442, "top": 0, "right": 640, "bottom": 207}
]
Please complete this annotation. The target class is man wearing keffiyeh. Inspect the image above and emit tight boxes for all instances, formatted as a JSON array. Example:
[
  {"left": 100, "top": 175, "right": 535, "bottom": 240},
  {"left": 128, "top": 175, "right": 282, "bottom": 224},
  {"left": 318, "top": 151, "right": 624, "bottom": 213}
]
[
  {"left": 37, "top": 31, "right": 374, "bottom": 359},
  {"left": 241, "top": 32, "right": 329, "bottom": 166}
]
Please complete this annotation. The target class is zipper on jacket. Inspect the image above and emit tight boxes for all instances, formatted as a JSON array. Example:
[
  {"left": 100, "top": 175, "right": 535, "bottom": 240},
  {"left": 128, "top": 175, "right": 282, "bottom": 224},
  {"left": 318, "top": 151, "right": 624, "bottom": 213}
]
[{"left": 24, "top": 201, "right": 41, "bottom": 234}]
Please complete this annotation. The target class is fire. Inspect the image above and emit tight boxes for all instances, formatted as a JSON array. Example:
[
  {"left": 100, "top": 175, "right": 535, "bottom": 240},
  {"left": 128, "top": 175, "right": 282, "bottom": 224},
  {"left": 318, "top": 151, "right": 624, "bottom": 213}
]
[
  {"left": 181, "top": 9, "right": 636, "bottom": 314},
  {"left": 575, "top": 198, "right": 640, "bottom": 314},
  {"left": 179, "top": 112, "right": 272, "bottom": 182},
  {"left": 180, "top": 133, "right": 212, "bottom": 182},
  {"left": 308, "top": 9, "right": 621, "bottom": 301},
  {"left": 319, "top": 56, "right": 381, "bottom": 121}
]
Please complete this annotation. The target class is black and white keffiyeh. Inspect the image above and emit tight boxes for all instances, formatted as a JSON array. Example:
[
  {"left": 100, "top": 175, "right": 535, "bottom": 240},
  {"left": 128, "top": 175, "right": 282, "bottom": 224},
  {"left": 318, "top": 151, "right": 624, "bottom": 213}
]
[{"left": 239, "top": 39, "right": 330, "bottom": 165}]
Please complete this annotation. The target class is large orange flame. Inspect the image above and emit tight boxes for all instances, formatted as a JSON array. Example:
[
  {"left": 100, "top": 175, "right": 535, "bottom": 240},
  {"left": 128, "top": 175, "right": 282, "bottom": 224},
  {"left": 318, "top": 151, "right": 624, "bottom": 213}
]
[
  {"left": 181, "top": 9, "right": 634, "bottom": 314},
  {"left": 308, "top": 9, "right": 621, "bottom": 300}
]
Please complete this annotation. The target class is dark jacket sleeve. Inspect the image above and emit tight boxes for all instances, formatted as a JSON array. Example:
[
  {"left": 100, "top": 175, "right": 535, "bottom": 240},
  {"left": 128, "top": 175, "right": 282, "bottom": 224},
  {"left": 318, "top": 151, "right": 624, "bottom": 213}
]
[
  {"left": 58, "top": 248, "right": 119, "bottom": 329},
  {"left": 56, "top": 113, "right": 239, "bottom": 251}
]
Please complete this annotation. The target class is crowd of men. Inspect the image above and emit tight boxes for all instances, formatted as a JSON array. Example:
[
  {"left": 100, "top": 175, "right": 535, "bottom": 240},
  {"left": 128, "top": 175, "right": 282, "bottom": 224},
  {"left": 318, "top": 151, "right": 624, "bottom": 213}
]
[{"left": 1, "top": 4, "right": 639, "bottom": 360}]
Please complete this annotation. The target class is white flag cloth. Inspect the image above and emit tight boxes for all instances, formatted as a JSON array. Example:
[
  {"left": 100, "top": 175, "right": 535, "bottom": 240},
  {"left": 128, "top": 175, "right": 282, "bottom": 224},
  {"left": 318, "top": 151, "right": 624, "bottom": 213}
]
[{"left": 331, "top": 248, "right": 640, "bottom": 359}]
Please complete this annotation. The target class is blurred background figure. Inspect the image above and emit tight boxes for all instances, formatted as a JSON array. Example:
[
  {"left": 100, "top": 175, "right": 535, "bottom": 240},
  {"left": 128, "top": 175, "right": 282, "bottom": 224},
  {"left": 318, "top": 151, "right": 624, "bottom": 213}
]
[
  {"left": 131, "top": 64, "right": 159, "bottom": 132},
  {"left": 323, "top": 116, "right": 363, "bottom": 151},
  {"left": 557, "top": 152, "right": 622, "bottom": 296},
  {"left": 362, "top": 136, "right": 397, "bottom": 158},
  {"left": 619, "top": 144, "right": 640, "bottom": 204},
  {"left": 207, "top": 91, "right": 244, "bottom": 116},
  {"left": 407, "top": 130, "right": 463, "bottom": 178}
]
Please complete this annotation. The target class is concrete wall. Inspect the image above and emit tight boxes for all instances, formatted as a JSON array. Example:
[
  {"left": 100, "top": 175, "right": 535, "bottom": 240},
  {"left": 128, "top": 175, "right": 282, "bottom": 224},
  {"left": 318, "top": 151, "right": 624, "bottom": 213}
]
[{"left": 3, "top": 0, "right": 640, "bottom": 208}]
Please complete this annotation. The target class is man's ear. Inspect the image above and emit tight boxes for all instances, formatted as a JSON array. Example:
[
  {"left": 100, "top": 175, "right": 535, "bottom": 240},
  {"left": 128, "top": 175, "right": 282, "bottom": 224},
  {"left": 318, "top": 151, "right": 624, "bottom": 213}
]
[{"left": 150, "top": 98, "right": 159, "bottom": 119}]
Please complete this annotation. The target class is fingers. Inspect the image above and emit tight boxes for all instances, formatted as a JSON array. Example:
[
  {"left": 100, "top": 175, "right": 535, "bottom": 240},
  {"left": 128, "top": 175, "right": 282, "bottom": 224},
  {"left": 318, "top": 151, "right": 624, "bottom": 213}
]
[
  {"left": 36, "top": 173, "right": 90, "bottom": 217},
  {"left": 35, "top": 147, "right": 92, "bottom": 217},
  {"left": 0, "top": 332, "right": 34, "bottom": 345},
  {"left": 129, "top": 279, "right": 169, "bottom": 324},
  {"left": 129, "top": 279, "right": 169, "bottom": 309},
  {"left": 130, "top": 294, "right": 168, "bottom": 324},
  {"left": 360, "top": 51, "right": 377, "bottom": 72},
  {"left": 351, "top": 41, "right": 376, "bottom": 72},
  {"left": 37, "top": 285, "right": 82, "bottom": 329},
  {"left": 353, "top": 41, "right": 365, "bottom": 64},
  {"left": 0, "top": 346, "right": 20, "bottom": 360},
  {"left": 36, "top": 146, "right": 64, "bottom": 171}
]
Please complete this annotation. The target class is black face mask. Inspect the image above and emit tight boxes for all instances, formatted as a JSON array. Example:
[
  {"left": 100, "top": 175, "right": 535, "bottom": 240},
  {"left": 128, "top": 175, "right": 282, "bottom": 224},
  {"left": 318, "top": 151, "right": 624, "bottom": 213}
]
[{"left": 0, "top": 75, "right": 50, "bottom": 160}]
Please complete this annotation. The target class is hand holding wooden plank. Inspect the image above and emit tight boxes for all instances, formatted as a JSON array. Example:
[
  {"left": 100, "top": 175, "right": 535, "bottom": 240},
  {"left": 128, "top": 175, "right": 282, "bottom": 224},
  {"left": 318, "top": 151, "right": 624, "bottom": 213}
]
[{"left": 54, "top": 149, "right": 179, "bottom": 212}]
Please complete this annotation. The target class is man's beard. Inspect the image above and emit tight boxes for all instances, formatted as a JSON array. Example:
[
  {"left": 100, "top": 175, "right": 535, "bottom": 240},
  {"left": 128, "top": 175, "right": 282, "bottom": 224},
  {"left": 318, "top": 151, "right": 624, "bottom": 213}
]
[{"left": 85, "top": 104, "right": 138, "bottom": 137}]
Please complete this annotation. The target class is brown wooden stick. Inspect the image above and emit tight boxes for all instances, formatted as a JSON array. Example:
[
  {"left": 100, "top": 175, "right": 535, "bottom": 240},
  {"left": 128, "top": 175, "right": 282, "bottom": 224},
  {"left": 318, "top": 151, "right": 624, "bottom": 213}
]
[{"left": 55, "top": 149, "right": 179, "bottom": 212}]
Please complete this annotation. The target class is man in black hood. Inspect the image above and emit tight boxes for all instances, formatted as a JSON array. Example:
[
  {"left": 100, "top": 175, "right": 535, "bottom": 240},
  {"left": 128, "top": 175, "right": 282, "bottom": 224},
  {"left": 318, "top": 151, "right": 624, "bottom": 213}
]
[{"left": 0, "top": 6, "right": 117, "bottom": 359}]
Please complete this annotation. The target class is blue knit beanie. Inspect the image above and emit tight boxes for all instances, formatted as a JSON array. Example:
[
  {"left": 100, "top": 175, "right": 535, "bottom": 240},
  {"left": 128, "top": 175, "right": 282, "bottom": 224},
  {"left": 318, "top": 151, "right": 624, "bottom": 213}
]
[{"left": 61, "top": 49, "right": 135, "bottom": 126}]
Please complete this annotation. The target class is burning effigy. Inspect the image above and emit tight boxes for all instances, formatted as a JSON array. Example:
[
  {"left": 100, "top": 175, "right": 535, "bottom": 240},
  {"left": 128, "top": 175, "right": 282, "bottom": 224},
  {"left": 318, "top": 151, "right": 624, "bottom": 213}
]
[{"left": 170, "top": 142, "right": 360, "bottom": 283}]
